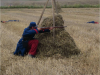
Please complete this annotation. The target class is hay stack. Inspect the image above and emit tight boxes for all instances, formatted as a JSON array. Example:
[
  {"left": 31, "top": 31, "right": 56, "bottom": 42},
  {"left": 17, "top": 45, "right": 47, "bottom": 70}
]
[
  {"left": 54, "top": 1, "right": 62, "bottom": 13},
  {"left": 36, "top": 15, "right": 80, "bottom": 58}
]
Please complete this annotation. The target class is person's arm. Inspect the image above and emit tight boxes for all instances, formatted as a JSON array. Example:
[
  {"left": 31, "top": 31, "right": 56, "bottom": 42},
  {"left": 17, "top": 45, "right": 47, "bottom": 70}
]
[
  {"left": 22, "top": 28, "right": 39, "bottom": 37},
  {"left": 37, "top": 27, "right": 54, "bottom": 33},
  {"left": 27, "top": 29, "right": 39, "bottom": 34}
]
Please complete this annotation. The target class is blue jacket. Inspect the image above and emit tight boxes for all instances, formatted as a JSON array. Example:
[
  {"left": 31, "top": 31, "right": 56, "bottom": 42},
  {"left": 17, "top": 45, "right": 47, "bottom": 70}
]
[{"left": 14, "top": 27, "right": 50, "bottom": 56}]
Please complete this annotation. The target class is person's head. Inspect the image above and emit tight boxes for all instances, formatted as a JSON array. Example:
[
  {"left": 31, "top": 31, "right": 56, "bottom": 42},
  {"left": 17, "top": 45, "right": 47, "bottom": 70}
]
[
  {"left": 1, "top": 21, "right": 6, "bottom": 23},
  {"left": 29, "top": 22, "right": 38, "bottom": 29}
]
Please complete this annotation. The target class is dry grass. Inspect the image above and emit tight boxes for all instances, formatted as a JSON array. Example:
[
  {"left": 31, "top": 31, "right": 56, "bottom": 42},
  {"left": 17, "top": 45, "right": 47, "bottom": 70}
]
[{"left": 0, "top": 8, "right": 100, "bottom": 75}]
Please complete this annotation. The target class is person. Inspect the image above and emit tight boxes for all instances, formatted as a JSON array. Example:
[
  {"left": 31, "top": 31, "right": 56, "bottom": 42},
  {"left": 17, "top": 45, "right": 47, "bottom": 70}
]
[
  {"left": 1, "top": 21, "right": 7, "bottom": 23},
  {"left": 14, "top": 22, "right": 54, "bottom": 58},
  {"left": 1, "top": 20, "right": 19, "bottom": 23},
  {"left": 87, "top": 21, "right": 99, "bottom": 24}
]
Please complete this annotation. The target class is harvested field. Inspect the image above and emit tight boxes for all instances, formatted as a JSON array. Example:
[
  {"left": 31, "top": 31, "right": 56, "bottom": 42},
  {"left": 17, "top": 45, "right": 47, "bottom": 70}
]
[{"left": 0, "top": 8, "right": 100, "bottom": 75}]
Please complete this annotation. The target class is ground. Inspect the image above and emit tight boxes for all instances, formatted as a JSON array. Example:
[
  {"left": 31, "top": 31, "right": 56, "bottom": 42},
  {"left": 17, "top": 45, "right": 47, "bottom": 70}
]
[{"left": 0, "top": 8, "right": 100, "bottom": 75}]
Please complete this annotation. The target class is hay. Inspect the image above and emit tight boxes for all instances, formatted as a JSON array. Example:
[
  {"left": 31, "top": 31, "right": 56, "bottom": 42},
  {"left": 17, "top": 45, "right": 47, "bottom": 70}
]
[
  {"left": 36, "top": 15, "right": 80, "bottom": 58},
  {"left": 54, "top": 1, "right": 63, "bottom": 13}
]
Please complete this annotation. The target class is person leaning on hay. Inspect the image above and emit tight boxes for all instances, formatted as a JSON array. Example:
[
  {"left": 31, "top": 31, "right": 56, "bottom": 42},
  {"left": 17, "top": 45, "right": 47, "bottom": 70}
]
[{"left": 14, "top": 22, "right": 54, "bottom": 58}]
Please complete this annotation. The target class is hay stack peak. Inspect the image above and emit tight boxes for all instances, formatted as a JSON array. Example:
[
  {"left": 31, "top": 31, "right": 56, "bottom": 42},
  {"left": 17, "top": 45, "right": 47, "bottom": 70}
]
[
  {"left": 36, "top": 15, "right": 80, "bottom": 58},
  {"left": 55, "top": 1, "right": 63, "bottom": 13}
]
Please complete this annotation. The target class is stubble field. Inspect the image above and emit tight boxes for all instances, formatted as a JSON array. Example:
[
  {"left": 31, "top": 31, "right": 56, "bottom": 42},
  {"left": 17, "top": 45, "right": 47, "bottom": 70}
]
[{"left": 0, "top": 8, "right": 100, "bottom": 75}]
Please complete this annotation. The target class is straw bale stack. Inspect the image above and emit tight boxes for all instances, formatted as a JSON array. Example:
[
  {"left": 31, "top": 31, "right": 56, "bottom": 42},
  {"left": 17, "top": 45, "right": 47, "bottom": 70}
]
[{"left": 35, "top": 15, "right": 80, "bottom": 58}]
